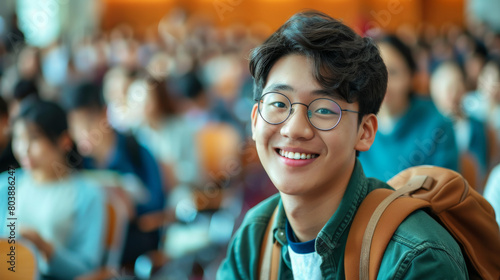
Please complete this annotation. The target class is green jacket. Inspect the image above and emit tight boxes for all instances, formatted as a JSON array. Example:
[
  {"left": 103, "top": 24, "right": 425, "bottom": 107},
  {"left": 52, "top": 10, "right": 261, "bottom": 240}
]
[{"left": 217, "top": 160, "right": 468, "bottom": 279}]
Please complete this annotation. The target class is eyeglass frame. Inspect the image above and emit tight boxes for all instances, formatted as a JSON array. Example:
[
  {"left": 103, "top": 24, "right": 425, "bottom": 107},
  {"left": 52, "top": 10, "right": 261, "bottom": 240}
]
[{"left": 255, "top": 91, "right": 360, "bottom": 131}]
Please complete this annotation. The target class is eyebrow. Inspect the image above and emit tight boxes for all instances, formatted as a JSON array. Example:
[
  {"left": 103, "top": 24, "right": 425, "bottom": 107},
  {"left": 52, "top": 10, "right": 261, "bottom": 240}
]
[{"left": 264, "top": 83, "right": 340, "bottom": 98}]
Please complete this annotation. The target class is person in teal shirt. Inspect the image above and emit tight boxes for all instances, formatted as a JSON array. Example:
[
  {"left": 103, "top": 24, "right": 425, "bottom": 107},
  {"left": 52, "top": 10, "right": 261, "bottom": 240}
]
[
  {"left": 217, "top": 11, "right": 467, "bottom": 279},
  {"left": 0, "top": 99, "right": 106, "bottom": 279},
  {"left": 359, "top": 35, "right": 459, "bottom": 182}
]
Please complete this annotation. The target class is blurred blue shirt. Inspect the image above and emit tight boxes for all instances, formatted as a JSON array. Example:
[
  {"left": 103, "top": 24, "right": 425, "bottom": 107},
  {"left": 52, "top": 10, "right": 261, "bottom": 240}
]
[
  {"left": 359, "top": 96, "right": 459, "bottom": 181},
  {"left": 84, "top": 132, "right": 165, "bottom": 215}
]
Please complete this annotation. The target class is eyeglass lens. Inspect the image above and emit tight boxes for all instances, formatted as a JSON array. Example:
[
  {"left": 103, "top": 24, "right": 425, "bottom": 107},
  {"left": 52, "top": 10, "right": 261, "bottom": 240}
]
[{"left": 258, "top": 92, "right": 342, "bottom": 130}]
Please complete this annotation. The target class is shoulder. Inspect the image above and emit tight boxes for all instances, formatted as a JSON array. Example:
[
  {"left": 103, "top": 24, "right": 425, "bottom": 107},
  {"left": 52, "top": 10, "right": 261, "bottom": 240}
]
[
  {"left": 413, "top": 97, "right": 451, "bottom": 125},
  {"left": 217, "top": 194, "right": 281, "bottom": 279},
  {"left": 230, "top": 193, "right": 281, "bottom": 248},
  {"left": 366, "top": 176, "right": 393, "bottom": 191},
  {"left": 71, "top": 174, "right": 106, "bottom": 205},
  {"left": 380, "top": 210, "right": 467, "bottom": 278},
  {"left": 393, "top": 210, "right": 461, "bottom": 252}
]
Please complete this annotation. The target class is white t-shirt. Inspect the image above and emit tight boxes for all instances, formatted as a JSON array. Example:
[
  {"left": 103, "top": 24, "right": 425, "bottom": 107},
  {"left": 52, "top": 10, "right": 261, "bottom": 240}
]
[{"left": 286, "top": 221, "right": 323, "bottom": 280}]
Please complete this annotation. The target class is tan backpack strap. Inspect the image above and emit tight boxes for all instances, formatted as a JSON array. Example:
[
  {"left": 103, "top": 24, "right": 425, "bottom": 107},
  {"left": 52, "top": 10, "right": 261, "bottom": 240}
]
[
  {"left": 259, "top": 206, "right": 280, "bottom": 280},
  {"left": 345, "top": 176, "right": 433, "bottom": 280}
]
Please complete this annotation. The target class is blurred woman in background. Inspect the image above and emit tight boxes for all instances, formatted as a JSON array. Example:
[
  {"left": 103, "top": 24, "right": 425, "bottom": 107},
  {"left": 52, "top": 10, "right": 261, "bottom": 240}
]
[
  {"left": 0, "top": 99, "right": 106, "bottom": 280},
  {"left": 359, "top": 35, "right": 459, "bottom": 181},
  {"left": 430, "top": 61, "right": 490, "bottom": 189}
]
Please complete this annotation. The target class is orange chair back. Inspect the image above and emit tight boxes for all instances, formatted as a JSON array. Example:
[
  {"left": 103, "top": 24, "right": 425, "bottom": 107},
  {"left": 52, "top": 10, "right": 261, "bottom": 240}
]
[{"left": 0, "top": 238, "right": 38, "bottom": 280}]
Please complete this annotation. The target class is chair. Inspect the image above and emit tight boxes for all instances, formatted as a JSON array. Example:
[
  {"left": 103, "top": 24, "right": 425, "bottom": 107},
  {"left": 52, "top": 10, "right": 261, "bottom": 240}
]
[
  {"left": 103, "top": 188, "right": 129, "bottom": 269},
  {"left": 76, "top": 187, "right": 129, "bottom": 280},
  {"left": 0, "top": 238, "right": 38, "bottom": 280},
  {"left": 194, "top": 122, "right": 241, "bottom": 211}
]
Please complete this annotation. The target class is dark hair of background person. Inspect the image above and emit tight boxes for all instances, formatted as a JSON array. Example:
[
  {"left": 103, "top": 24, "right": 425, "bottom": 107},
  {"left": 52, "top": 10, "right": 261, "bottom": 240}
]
[
  {"left": 16, "top": 99, "right": 83, "bottom": 169},
  {"left": 486, "top": 54, "right": 500, "bottom": 71},
  {"left": 62, "top": 81, "right": 105, "bottom": 112},
  {"left": 379, "top": 35, "right": 417, "bottom": 75},
  {"left": 0, "top": 96, "right": 8, "bottom": 117},
  {"left": 0, "top": 96, "right": 20, "bottom": 172},
  {"left": 145, "top": 73, "right": 178, "bottom": 117},
  {"left": 249, "top": 10, "right": 388, "bottom": 121},
  {"left": 13, "top": 79, "right": 39, "bottom": 101},
  {"left": 173, "top": 71, "right": 204, "bottom": 100}
]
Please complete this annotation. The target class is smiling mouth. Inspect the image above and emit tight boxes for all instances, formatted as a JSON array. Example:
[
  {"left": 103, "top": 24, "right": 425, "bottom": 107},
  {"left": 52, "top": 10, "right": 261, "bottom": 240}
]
[{"left": 276, "top": 149, "right": 319, "bottom": 160}]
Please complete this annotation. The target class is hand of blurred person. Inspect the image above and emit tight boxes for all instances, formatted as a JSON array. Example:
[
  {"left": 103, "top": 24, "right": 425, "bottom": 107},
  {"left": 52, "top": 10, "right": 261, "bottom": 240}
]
[{"left": 20, "top": 227, "right": 54, "bottom": 260}]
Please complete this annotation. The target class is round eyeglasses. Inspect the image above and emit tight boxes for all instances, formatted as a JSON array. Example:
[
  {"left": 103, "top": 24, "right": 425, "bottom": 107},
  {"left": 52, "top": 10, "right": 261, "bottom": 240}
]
[{"left": 256, "top": 92, "right": 359, "bottom": 131}]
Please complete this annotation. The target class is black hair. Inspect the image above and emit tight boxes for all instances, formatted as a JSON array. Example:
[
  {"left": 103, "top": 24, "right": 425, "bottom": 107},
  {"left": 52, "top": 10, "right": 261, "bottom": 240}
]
[
  {"left": 174, "top": 71, "right": 204, "bottom": 99},
  {"left": 378, "top": 35, "right": 417, "bottom": 75},
  {"left": 0, "top": 96, "right": 8, "bottom": 117},
  {"left": 249, "top": 10, "right": 388, "bottom": 119},
  {"left": 485, "top": 55, "right": 500, "bottom": 72},
  {"left": 13, "top": 79, "right": 39, "bottom": 101},
  {"left": 16, "top": 99, "right": 83, "bottom": 169},
  {"left": 62, "top": 81, "right": 105, "bottom": 112}
]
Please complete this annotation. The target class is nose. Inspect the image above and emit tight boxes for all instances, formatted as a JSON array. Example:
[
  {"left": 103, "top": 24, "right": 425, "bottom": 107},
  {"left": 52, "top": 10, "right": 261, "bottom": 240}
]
[{"left": 280, "top": 104, "right": 314, "bottom": 140}]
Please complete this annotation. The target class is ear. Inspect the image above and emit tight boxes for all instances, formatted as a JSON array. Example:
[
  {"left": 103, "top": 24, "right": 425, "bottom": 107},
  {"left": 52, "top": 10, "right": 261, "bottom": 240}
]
[
  {"left": 251, "top": 103, "right": 259, "bottom": 141},
  {"left": 58, "top": 132, "right": 74, "bottom": 153},
  {"left": 354, "top": 114, "right": 378, "bottom": 152}
]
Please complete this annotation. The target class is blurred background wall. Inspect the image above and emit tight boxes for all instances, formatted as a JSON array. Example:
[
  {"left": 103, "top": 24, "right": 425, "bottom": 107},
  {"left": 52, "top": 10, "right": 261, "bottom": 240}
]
[{"left": 3, "top": 0, "right": 499, "bottom": 48}]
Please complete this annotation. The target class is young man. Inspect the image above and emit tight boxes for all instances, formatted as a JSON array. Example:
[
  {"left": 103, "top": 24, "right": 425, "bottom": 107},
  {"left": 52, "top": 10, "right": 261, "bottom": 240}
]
[
  {"left": 63, "top": 82, "right": 166, "bottom": 268},
  {"left": 217, "top": 11, "right": 467, "bottom": 279}
]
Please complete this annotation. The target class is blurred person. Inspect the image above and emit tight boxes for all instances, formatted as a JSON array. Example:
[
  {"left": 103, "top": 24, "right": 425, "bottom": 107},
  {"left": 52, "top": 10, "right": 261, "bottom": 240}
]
[
  {"left": 359, "top": 35, "right": 459, "bottom": 181},
  {"left": 102, "top": 66, "right": 135, "bottom": 132},
  {"left": 63, "top": 81, "right": 166, "bottom": 269},
  {"left": 202, "top": 53, "right": 247, "bottom": 130},
  {"left": 0, "top": 99, "right": 106, "bottom": 279},
  {"left": 0, "top": 46, "right": 41, "bottom": 102},
  {"left": 41, "top": 39, "right": 69, "bottom": 89},
  {"left": 174, "top": 71, "right": 212, "bottom": 128},
  {"left": 9, "top": 78, "right": 40, "bottom": 120},
  {"left": 464, "top": 56, "right": 500, "bottom": 143},
  {"left": 72, "top": 34, "right": 110, "bottom": 84},
  {"left": 430, "top": 61, "right": 490, "bottom": 184},
  {"left": 464, "top": 40, "right": 489, "bottom": 91},
  {"left": 133, "top": 74, "right": 201, "bottom": 205},
  {"left": 0, "top": 96, "right": 19, "bottom": 172},
  {"left": 3, "top": 13, "right": 25, "bottom": 54},
  {"left": 17, "top": 46, "right": 41, "bottom": 81}
]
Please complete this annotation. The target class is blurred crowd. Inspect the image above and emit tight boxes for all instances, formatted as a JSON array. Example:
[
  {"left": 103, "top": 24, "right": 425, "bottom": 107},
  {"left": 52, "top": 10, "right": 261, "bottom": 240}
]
[{"left": 0, "top": 6, "right": 499, "bottom": 280}]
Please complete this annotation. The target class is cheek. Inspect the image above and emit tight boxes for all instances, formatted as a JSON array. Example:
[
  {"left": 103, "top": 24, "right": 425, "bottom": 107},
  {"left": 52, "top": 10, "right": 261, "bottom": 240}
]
[
  {"left": 12, "top": 140, "right": 25, "bottom": 161},
  {"left": 254, "top": 121, "right": 280, "bottom": 159},
  {"left": 28, "top": 142, "right": 45, "bottom": 160},
  {"left": 254, "top": 120, "right": 278, "bottom": 146}
]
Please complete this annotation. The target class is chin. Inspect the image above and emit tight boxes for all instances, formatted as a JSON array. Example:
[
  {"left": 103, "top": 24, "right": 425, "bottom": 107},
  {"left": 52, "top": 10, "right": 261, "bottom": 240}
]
[{"left": 273, "top": 179, "right": 312, "bottom": 196}]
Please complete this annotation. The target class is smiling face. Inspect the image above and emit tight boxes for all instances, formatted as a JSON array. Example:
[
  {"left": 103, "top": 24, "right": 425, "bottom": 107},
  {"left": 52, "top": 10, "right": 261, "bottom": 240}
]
[{"left": 251, "top": 54, "right": 376, "bottom": 197}]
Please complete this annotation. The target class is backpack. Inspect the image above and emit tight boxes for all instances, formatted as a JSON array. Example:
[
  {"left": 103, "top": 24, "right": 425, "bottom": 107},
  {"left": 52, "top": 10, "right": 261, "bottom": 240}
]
[{"left": 259, "top": 166, "right": 500, "bottom": 280}]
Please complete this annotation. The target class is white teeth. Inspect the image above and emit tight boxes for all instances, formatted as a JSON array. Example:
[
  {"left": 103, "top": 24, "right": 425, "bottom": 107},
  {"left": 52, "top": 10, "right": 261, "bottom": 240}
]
[{"left": 279, "top": 149, "right": 317, "bottom": 160}]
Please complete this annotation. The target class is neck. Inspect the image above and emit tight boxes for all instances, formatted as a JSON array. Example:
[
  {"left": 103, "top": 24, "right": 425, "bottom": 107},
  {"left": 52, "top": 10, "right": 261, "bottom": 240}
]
[
  {"left": 380, "top": 98, "right": 410, "bottom": 119},
  {"left": 281, "top": 159, "right": 355, "bottom": 242},
  {"left": 32, "top": 160, "right": 71, "bottom": 183}
]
